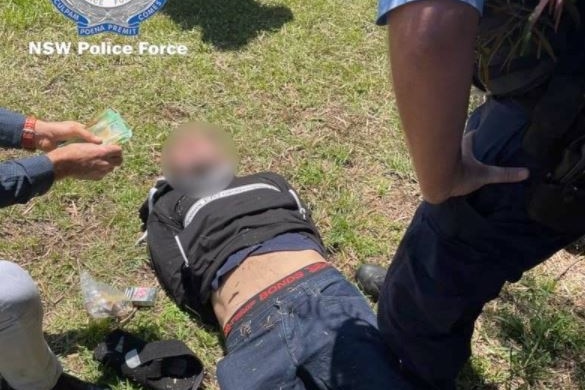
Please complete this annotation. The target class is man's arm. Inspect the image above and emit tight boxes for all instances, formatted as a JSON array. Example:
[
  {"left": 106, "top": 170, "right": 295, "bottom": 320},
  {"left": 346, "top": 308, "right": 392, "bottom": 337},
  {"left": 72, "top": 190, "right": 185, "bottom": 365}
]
[
  {"left": 0, "top": 107, "right": 122, "bottom": 207},
  {"left": 0, "top": 156, "right": 54, "bottom": 208},
  {"left": 0, "top": 107, "right": 57, "bottom": 206},
  {"left": 146, "top": 210, "right": 218, "bottom": 324},
  {"left": 0, "top": 108, "right": 26, "bottom": 148},
  {"left": 386, "top": 0, "right": 529, "bottom": 204},
  {"left": 0, "top": 106, "right": 103, "bottom": 151},
  {"left": 0, "top": 143, "right": 123, "bottom": 208},
  {"left": 146, "top": 213, "right": 190, "bottom": 308}
]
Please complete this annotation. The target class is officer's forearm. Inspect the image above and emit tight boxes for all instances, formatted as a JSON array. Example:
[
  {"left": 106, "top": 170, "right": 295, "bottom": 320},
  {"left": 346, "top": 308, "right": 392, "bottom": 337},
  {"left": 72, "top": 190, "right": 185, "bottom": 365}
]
[{"left": 388, "top": 0, "right": 479, "bottom": 204}]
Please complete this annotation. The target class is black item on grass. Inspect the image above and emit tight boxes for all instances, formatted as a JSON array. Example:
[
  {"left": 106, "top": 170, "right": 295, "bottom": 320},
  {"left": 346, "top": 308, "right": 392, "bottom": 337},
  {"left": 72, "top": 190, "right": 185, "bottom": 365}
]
[{"left": 94, "top": 330, "right": 203, "bottom": 390}]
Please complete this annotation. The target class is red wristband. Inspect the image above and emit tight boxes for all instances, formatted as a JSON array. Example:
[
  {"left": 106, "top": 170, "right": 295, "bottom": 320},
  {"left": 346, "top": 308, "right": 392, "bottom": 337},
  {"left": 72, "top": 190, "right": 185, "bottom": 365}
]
[{"left": 21, "top": 117, "right": 37, "bottom": 150}]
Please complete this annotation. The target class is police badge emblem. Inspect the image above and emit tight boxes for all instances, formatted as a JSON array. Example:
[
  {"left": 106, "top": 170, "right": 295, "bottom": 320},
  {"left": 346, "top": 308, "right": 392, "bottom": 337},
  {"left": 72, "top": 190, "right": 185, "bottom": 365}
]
[{"left": 52, "top": 0, "right": 167, "bottom": 36}]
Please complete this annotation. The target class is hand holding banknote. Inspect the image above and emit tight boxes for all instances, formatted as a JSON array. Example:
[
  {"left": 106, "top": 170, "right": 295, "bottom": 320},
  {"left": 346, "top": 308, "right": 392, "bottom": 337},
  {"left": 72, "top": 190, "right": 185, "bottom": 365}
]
[
  {"left": 34, "top": 120, "right": 102, "bottom": 151},
  {"left": 47, "top": 143, "right": 123, "bottom": 180},
  {"left": 42, "top": 109, "right": 130, "bottom": 180}
]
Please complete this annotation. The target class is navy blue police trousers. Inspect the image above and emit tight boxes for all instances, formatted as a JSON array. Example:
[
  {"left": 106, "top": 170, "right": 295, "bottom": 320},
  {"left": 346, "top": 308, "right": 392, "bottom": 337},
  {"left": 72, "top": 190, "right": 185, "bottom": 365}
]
[{"left": 378, "top": 97, "right": 580, "bottom": 389}]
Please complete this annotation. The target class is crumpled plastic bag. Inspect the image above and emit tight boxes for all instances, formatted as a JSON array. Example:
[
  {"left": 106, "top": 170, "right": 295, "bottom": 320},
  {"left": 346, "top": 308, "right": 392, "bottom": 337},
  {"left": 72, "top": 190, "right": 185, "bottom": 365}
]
[{"left": 80, "top": 271, "right": 132, "bottom": 319}]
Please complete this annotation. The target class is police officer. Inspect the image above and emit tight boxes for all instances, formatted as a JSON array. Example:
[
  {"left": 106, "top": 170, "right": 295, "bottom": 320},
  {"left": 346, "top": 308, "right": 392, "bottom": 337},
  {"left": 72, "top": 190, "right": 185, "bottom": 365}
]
[
  {"left": 357, "top": 0, "right": 585, "bottom": 389},
  {"left": 0, "top": 107, "right": 120, "bottom": 390}
]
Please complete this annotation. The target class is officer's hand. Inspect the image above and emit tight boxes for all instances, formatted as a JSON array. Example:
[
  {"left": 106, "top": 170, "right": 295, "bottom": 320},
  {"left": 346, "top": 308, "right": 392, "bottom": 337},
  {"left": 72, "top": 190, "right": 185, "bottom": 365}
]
[
  {"left": 47, "top": 143, "right": 123, "bottom": 180},
  {"left": 34, "top": 120, "right": 102, "bottom": 151},
  {"left": 448, "top": 131, "right": 530, "bottom": 198}
]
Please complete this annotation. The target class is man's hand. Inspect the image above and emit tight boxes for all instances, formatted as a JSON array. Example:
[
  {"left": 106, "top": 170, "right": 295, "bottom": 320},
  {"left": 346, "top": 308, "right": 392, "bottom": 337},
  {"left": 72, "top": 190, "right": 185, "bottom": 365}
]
[
  {"left": 448, "top": 132, "right": 530, "bottom": 199},
  {"left": 46, "top": 143, "right": 123, "bottom": 181},
  {"left": 34, "top": 120, "right": 102, "bottom": 152}
]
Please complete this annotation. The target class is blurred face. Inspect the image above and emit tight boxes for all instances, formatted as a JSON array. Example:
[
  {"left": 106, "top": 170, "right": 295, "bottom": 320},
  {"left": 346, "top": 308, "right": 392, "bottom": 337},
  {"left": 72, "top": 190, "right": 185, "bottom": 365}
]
[{"left": 162, "top": 123, "right": 237, "bottom": 197}]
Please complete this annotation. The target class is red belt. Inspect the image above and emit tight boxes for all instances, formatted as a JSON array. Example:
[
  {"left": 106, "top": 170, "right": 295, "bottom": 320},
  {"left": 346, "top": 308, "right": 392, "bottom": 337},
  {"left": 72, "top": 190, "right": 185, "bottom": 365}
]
[{"left": 223, "top": 262, "right": 331, "bottom": 336}]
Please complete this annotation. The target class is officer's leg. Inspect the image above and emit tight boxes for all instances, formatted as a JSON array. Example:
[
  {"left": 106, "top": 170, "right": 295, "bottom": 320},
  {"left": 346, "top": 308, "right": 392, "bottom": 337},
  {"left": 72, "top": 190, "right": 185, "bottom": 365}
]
[
  {"left": 0, "top": 261, "right": 62, "bottom": 390},
  {"left": 377, "top": 213, "right": 512, "bottom": 389},
  {"left": 378, "top": 98, "right": 577, "bottom": 389}
]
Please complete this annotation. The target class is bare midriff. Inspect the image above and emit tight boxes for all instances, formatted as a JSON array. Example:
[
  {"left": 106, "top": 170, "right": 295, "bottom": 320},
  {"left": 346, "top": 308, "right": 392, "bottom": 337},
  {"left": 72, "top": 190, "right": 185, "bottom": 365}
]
[{"left": 211, "top": 249, "right": 327, "bottom": 328}]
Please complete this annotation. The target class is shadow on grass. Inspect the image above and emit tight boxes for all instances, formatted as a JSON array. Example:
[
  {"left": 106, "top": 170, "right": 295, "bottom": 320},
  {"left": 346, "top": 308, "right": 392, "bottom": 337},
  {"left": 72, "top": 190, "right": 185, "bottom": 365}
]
[
  {"left": 46, "top": 320, "right": 163, "bottom": 356},
  {"left": 163, "top": 0, "right": 294, "bottom": 50}
]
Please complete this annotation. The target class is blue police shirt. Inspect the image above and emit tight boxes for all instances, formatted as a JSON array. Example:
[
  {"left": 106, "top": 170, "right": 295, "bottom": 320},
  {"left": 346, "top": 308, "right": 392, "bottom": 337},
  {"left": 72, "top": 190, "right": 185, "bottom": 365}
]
[
  {"left": 0, "top": 108, "right": 55, "bottom": 208},
  {"left": 377, "top": 0, "right": 484, "bottom": 25}
]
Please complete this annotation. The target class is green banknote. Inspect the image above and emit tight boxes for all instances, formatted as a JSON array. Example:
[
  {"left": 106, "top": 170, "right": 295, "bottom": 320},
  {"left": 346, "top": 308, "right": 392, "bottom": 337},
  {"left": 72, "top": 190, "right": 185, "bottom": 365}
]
[{"left": 87, "top": 109, "right": 133, "bottom": 145}]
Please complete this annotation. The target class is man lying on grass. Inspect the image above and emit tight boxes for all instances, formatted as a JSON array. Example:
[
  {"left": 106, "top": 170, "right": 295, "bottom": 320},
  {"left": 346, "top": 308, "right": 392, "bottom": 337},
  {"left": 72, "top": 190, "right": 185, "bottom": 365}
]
[{"left": 139, "top": 123, "right": 415, "bottom": 390}]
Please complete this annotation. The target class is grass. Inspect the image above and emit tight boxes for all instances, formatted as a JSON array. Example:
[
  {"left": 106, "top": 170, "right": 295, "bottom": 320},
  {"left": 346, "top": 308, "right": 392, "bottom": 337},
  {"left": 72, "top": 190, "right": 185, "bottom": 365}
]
[
  {"left": 0, "top": 1, "right": 583, "bottom": 389},
  {"left": 458, "top": 260, "right": 585, "bottom": 389}
]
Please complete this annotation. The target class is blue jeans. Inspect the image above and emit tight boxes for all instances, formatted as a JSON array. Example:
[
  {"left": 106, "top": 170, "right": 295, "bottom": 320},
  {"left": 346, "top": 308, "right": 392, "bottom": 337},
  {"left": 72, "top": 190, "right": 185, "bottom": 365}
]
[
  {"left": 378, "top": 98, "right": 579, "bottom": 389},
  {"left": 217, "top": 267, "right": 415, "bottom": 390}
]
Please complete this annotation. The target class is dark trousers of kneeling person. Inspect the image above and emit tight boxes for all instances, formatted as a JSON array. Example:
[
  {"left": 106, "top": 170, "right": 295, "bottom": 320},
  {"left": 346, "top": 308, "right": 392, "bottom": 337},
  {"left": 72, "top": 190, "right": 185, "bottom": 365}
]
[{"left": 378, "top": 98, "right": 581, "bottom": 390}]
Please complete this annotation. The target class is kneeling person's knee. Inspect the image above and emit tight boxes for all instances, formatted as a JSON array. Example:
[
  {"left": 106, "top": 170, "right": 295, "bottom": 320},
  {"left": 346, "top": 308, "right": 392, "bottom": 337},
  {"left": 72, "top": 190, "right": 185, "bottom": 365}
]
[{"left": 0, "top": 261, "right": 42, "bottom": 322}]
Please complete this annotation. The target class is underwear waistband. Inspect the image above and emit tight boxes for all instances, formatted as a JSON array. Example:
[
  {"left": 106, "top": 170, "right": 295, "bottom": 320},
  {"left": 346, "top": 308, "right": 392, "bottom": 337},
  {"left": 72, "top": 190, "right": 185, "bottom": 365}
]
[{"left": 223, "top": 262, "right": 332, "bottom": 336}]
